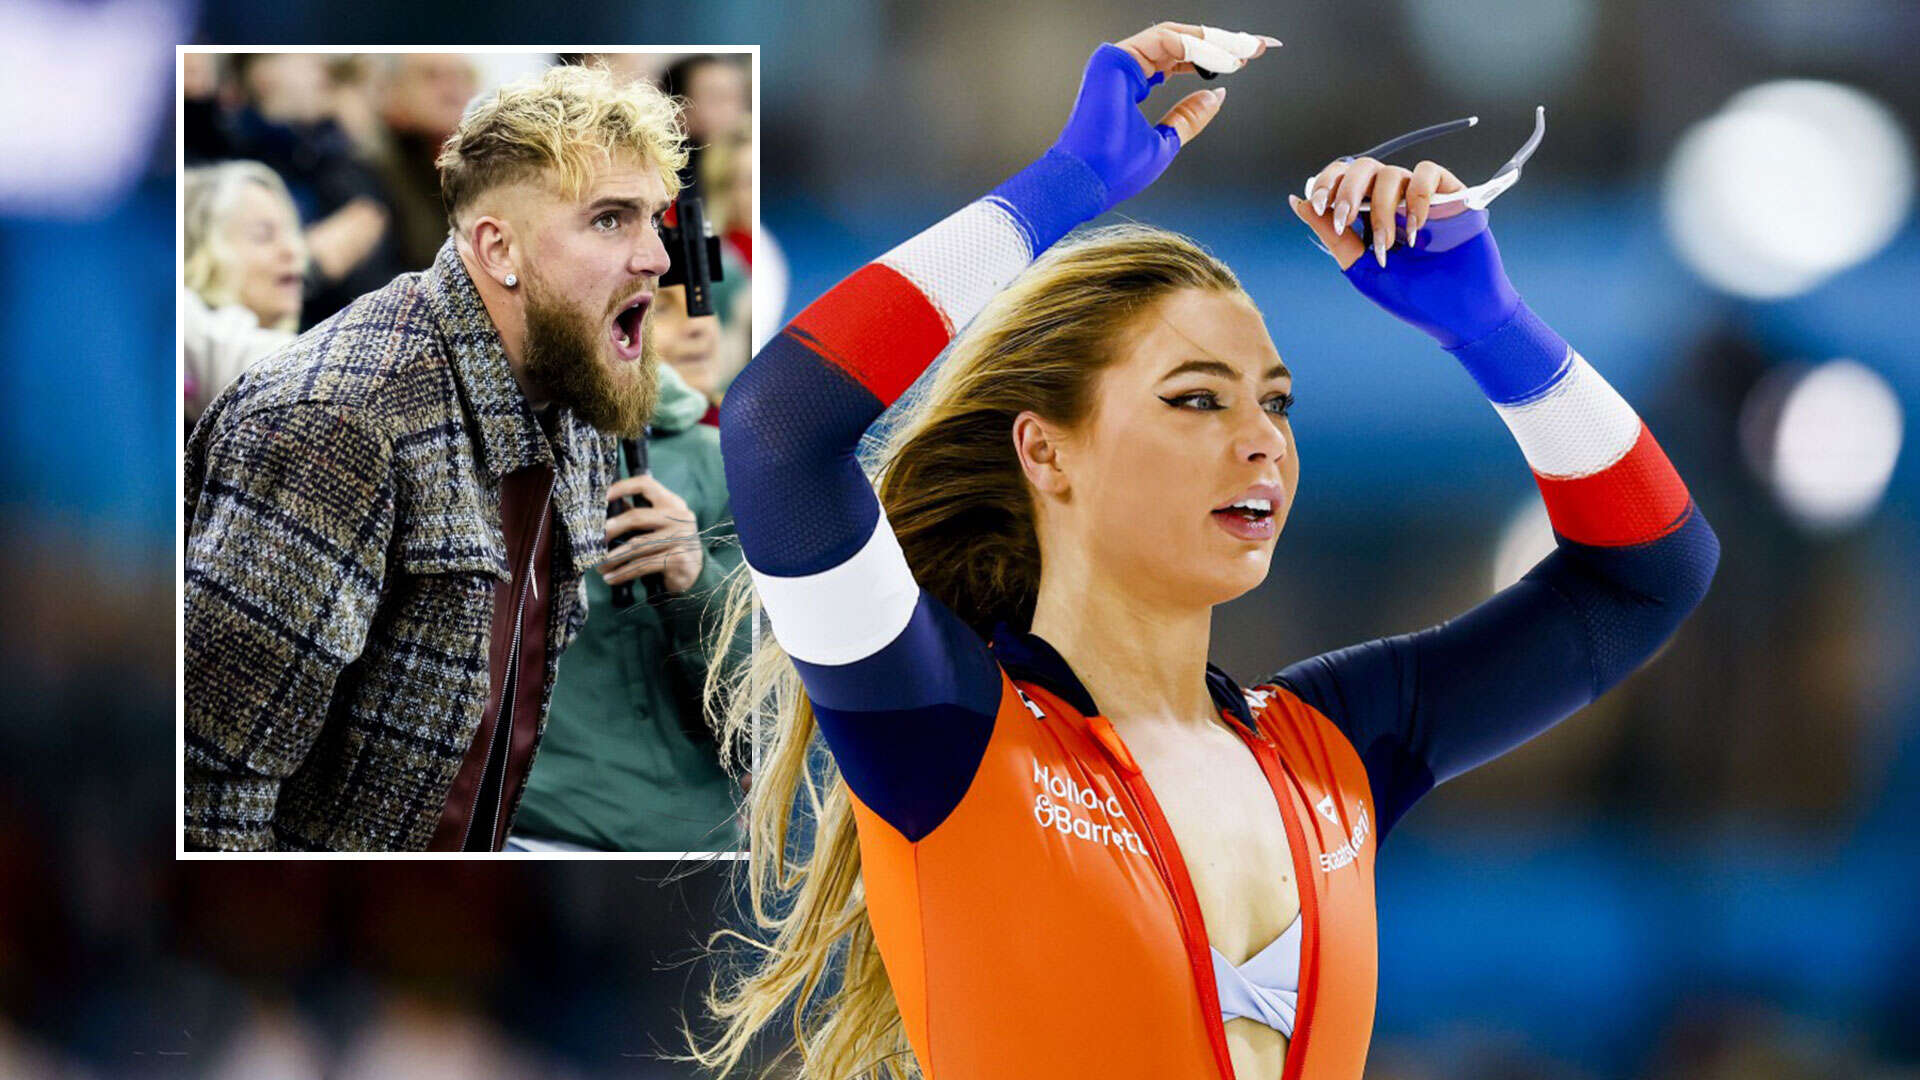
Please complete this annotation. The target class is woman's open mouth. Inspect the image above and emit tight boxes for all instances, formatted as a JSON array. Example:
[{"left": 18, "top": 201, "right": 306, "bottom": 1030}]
[
  {"left": 1211, "top": 494, "right": 1277, "bottom": 541},
  {"left": 609, "top": 293, "right": 652, "bottom": 361}
]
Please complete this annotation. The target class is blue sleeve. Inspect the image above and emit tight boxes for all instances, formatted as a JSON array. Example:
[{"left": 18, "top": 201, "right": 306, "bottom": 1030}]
[
  {"left": 719, "top": 149, "right": 1107, "bottom": 840},
  {"left": 1274, "top": 505, "right": 1719, "bottom": 840},
  {"left": 720, "top": 331, "right": 1003, "bottom": 843},
  {"left": 720, "top": 42, "right": 1230, "bottom": 839}
]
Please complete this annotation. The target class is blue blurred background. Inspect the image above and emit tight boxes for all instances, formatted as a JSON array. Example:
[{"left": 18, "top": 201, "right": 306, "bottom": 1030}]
[{"left": 3, "top": 0, "right": 1917, "bottom": 1076}]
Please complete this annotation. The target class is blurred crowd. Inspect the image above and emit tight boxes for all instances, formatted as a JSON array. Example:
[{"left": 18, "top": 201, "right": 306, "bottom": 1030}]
[{"left": 179, "top": 51, "right": 771, "bottom": 431}]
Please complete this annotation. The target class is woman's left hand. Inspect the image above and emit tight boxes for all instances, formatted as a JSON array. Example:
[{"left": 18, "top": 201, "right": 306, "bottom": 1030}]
[
  {"left": 1287, "top": 157, "right": 1522, "bottom": 348},
  {"left": 1289, "top": 156, "right": 1466, "bottom": 270}
]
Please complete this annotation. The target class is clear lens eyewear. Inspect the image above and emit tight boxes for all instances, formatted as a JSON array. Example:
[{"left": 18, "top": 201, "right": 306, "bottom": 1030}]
[{"left": 1305, "top": 105, "right": 1547, "bottom": 213}]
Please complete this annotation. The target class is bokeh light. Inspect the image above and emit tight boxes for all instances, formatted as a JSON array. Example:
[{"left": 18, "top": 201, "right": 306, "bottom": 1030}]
[
  {"left": 0, "top": 0, "right": 181, "bottom": 217},
  {"left": 1664, "top": 80, "right": 1914, "bottom": 299},
  {"left": 1743, "top": 358, "right": 1905, "bottom": 532}
]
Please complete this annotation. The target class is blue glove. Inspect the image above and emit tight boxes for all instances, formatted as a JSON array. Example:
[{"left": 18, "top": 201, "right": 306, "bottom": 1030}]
[
  {"left": 1342, "top": 206, "right": 1572, "bottom": 404},
  {"left": 993, "top": 44, "right": 1185, "bottom": 252},
  {"left": 1342, "top": 207, "right": 1520, "bottom": 349},
  {"left": 1054, "top": 43, "right": 1182, "bottom": 208}
]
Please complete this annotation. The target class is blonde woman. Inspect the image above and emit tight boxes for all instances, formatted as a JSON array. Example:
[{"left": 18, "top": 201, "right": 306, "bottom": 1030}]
[
  {"left": 708, "top": 22, "right": 1716, "bottom": 1080},
  {"left": 181, "top": 161, "right": 306, "bottom": 421}
]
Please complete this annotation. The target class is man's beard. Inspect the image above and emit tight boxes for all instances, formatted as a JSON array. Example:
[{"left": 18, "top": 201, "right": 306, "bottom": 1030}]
[{"left": 521, "top": 276, "right": 658, "bottom": 437}]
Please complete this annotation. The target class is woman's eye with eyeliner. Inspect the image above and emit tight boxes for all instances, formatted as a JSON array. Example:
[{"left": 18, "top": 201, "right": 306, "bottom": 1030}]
[
  {"left": 1263, "top": 393, "right": 1296, "bottom": 417},
  {"left": 1161, "top": 391, "right": 1223, "bottom": 411}
]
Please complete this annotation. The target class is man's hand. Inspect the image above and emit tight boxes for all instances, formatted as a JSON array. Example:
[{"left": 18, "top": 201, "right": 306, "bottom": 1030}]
[
  {"left": 601, "top": 474, "right": 703, "bottom": 595},
  {"left": 1288, "top": 157, "right": 1522, "bottom": 347}
]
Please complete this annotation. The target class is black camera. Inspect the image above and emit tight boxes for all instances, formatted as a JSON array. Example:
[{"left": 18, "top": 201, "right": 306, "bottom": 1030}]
[
  {"left": 659, "top": 192, "right": 724, "bottom": 316},
  {"left": 608, "top": 193, "right": 725, "bottom": 610}
]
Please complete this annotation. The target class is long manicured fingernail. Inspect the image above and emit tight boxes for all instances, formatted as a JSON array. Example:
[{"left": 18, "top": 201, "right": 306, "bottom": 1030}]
[
  {"left": 1406, "top": 219, "right": 1419, "bottom": 247},
  {"left": 1213, "top": 87, "right": 1227, "bottom": 104},
  {"left": 1311, "top": 188, "right": 1328, "bottom": 215},
  {"left": 1333, "top": 200, "right": 1350, "bottom": 235},
  {"left": 1373, "top": 228, "right": 1389, "bottom": 267},
  {"left": 1260, "top": 35, "right": 1283, "bottom": 47}
]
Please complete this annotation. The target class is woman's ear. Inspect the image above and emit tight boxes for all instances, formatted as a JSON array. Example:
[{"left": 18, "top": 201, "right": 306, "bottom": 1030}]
[{"left": 1013, "top": 411, "right": 1071, "bottom": 497}]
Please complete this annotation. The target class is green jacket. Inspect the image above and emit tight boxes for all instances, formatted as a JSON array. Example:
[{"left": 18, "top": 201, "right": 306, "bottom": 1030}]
[{"left": 513, "top": 363, "right": 744, "bottom": 851}]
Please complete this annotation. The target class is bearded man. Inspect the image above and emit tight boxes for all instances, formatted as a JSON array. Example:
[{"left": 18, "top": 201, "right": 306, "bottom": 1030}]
[{"left": 184, "top": 64, "right": 684, "bottom": 851}]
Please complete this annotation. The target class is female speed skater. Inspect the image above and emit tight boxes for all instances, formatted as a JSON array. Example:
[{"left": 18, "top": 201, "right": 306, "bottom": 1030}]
[{"left": 699, "top": 20, "right": 1717, "bottom": 1080}]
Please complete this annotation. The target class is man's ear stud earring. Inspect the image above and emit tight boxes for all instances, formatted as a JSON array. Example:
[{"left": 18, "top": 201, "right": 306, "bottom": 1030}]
[{"left": 504, "top": 273, "right": 518, "bottom": 287}]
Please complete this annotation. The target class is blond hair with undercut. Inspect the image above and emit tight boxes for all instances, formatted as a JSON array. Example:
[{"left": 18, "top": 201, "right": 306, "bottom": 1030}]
[{"left": 436, "top": 62, "right": 688, "bottom": 226}]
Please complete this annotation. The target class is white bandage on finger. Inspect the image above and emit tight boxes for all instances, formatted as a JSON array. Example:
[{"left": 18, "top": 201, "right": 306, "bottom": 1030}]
[
  {"left": 1203, "top": 26, "right": 1264, "bottom": 59},
  {"left": 1178, "top": 27, "right": 1255, "bottom": 74}
]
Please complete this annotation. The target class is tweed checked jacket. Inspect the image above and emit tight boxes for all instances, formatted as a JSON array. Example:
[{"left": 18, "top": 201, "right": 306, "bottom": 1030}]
[{"left": 185, "top": 239, "right": 616, "bottom": 851}]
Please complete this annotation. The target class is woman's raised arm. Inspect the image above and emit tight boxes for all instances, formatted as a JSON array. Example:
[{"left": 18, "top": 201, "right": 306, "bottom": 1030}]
[
  {"left": 719, "top": 24, "right": 1272, "bottom": 840},
  {"left": 1271, "top": 158, "right": 1720, "bottom": 840}
]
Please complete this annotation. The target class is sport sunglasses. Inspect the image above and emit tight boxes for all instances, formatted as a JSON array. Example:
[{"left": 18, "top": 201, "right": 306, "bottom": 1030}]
[{"left": 1304, "top": 105, "right": 1547, "bottom": 213}]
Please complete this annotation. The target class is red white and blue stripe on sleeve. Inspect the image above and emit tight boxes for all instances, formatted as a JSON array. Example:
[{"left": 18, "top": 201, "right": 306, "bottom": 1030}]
[
  {"left": 1459, "top": 304, "right": 1692, "bottom": 547},
  {"left": 719, "top": 162, "right": 1103, "bottom": 840},
  {"left": 1275, "top": 305, "right": 1718, "bottom": 840}
]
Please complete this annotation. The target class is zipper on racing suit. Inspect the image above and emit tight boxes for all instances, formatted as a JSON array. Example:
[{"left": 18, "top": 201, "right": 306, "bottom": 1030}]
[
  {"left": 1084, "top": 712, "right": 1239, "bottom": 1080},
  {"left": 1231, "top": 724, "right": 1322, "bottom": 1080}
]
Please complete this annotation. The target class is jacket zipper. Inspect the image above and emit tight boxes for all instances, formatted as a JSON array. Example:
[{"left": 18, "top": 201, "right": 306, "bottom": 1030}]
[
  {"left": 1236, "top": 727, "right": 1321, "bottom": 1080},
  {"left": 1085, "top": 713, "right": 1238, "bottom": 1080},
  {"left": 463, "top": 481, "right": 553, "bottom": 852}
]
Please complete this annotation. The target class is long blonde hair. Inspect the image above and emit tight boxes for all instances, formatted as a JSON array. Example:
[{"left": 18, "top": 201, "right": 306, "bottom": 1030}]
[{"left": 695, "top": 225, "right": 1245, "bottom": 1078}]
